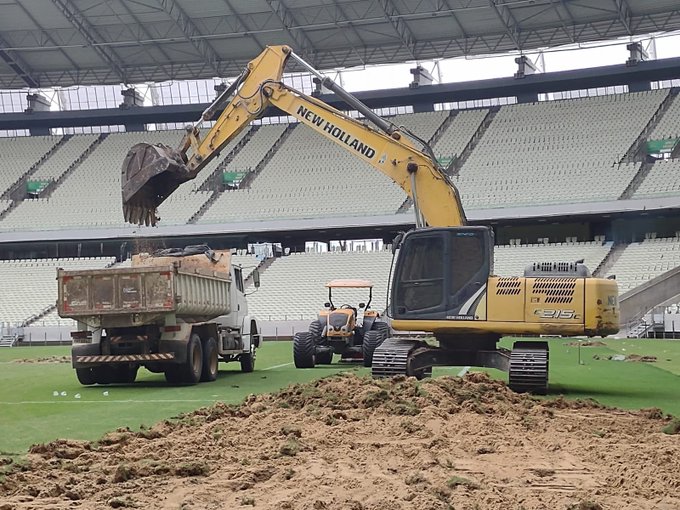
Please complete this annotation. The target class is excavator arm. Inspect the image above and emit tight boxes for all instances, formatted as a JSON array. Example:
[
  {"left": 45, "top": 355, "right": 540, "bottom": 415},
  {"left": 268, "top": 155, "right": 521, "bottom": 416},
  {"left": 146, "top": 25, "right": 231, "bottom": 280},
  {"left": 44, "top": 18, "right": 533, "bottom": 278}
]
[{"left": 121, "top": 45, "right": 466, "bottom": 228}]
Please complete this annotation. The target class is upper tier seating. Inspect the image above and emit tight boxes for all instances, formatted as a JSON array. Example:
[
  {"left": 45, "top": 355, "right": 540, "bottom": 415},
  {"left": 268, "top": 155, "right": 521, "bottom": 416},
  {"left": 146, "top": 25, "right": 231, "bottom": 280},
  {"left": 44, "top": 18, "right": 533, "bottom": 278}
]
[
  {"left": 0, "top": 136, "right": 60, "bottom": 196},
  {"left": 453, "top": 90, "right": 666, "bottom": 209},
  {"left": 604, "top": 237, "right": 680, "bottom": 293},
  {"left": 199, "top": 118, "right": 412, "bottom": 223},
  {"left": 0, "top": 130, "right": 214, "bottom": 231},
  {"left": 0, "top": 257, "right": 115, "bottom": 326},
  {"left": 31, "top": 135, "right": 98, "bottom": 180},
  {"left": 433, "top": 108, "right": 488, "bottom": 160},
  {"left": 650, "top": 92, "right": 680, "bottom": 140},
  {"left": 632, "top": 158, "right": 680, "bottom": 198}
]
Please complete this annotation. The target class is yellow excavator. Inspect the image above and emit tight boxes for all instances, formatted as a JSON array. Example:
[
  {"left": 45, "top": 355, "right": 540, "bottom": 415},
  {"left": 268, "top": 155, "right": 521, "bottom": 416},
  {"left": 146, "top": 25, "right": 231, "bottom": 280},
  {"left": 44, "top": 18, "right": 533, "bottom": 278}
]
[{"left": 121, "top": 45, "right": 619, "bottom": 393}]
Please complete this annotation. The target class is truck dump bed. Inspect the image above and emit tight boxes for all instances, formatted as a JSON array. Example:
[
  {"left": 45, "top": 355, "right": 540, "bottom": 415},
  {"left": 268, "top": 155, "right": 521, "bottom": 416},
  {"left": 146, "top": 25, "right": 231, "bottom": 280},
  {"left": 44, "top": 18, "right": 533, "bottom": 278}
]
[{"left": 57, "top": 264, "right": 231, "bottom": 327}]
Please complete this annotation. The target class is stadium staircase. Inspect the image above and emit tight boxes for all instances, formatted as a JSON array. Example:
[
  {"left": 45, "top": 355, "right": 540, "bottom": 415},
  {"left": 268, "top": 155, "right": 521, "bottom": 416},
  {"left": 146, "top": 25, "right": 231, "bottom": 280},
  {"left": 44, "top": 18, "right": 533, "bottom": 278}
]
[
  {"left": 621, "top": 88, "right": 678, "bottom": 164},
  {"left": 450, "top": 107, "right": 499, "bottom": 176},
  {"left": 245, "top": 255, "right": 276, "bottom": 288},
  {"left": 593, "top": 242, "right": 625, "bottom": 277},
  {"left": 189, "top": 123, "right": 297, "bottom": 224},
  {"left": 22, "top": 304, "right": 57, "bottom": 327},
  {"left": 31, "top": 134, "right": 106, "bottom": 200},
  {"left": 618, "top": 159, "right": 657, "bottom": 200},
  {"left": 0, "top": 135, "right": 70, "bottom": 221},
  {"left": 197, "top": 126, "right": 257, "bottom": 192},
  {"left": 0, "top": 334, "right": 18, "bottom": 347}
]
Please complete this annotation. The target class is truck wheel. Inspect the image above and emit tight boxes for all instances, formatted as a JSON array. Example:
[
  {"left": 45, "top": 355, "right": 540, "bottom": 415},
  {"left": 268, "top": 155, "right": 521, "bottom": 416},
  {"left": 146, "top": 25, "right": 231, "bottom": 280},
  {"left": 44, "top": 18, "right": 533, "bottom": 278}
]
[
  {"left": 76, "top": 367, "right": 97, "bottom": 385},
  {"left": 315, "top": 346, "right": 333, "bottom": 365},
  {"left": 362, "top": 330, "right": 384, "bottom": 368},
  {"left": 113, "top": 364, "right": 138, "bottom": 384},
  {"left": 293, "top": 332, "right": 315, "bottom": 368},
  {"left": 309, "top": 320, "right": 323, "bottom": 342},
  {"left": 164, "top": 366, "right": 182, "bottom": 384},
  {"left": 177, "top": 334, "right": 203, "bottom": 385},
  {"left": 201, "top": 337, "right": 219, "bottom": 382},
  {"left": 240, "top": 345, "right": 256, "bottom": 373}
]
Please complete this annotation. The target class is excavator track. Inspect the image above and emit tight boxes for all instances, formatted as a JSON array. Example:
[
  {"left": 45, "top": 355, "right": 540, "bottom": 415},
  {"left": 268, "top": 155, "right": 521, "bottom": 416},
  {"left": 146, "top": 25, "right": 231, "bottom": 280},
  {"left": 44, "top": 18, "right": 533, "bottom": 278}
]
[
  {"left": 508, "top": 342, "right": 549, "bottom": 394},
  {"left": 371, "top": 337, "right": 432, "bottom": 379}
]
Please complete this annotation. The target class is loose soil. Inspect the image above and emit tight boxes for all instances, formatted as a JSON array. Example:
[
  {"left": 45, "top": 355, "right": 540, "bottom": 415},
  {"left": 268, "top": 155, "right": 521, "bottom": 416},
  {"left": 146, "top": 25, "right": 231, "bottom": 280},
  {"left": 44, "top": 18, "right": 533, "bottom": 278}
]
[
  {"left": 11, "top": 356, "right": 71, "bottom": 364},
  {"left": 1, "top": 373, "right": 678, "bottom": 510},
  {"left": 563, "top": 341, "right": 607, "bottom": 347}
]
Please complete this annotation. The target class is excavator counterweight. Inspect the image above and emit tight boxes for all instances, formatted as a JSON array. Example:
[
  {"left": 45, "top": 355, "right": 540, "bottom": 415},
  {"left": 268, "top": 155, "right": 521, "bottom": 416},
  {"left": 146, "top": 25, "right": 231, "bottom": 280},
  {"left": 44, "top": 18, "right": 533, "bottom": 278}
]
[{"left": 121, "top": 142, "right": 191, "bottom": 226}]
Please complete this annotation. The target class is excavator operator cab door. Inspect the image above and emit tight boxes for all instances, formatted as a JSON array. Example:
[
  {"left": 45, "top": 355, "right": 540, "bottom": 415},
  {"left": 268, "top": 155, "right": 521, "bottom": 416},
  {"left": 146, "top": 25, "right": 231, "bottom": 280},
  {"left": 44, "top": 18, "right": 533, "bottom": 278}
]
[{"left": 391, "top": 227, "right": 494, "bottom": 321}]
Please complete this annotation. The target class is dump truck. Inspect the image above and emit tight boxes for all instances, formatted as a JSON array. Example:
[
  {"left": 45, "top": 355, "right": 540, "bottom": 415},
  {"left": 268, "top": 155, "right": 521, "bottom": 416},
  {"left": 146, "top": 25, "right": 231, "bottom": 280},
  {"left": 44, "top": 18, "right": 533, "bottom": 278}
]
[{"left": 58, "top": 246, "right": 261, "bottom": 385}]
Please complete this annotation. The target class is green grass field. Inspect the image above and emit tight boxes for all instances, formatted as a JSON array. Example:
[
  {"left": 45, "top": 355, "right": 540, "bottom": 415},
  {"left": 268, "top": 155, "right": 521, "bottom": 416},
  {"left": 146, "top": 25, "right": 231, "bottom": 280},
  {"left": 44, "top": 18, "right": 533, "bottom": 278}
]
[{"left": 1, "top": 338, "right": 678, "bottom": 461}]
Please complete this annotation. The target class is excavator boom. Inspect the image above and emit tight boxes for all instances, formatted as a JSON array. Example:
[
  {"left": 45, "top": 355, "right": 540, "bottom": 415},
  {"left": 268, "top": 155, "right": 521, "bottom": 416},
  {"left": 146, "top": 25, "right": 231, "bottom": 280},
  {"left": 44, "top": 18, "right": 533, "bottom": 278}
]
[{"left": 121, "top": 45, "right": 466, "bottom": 228}]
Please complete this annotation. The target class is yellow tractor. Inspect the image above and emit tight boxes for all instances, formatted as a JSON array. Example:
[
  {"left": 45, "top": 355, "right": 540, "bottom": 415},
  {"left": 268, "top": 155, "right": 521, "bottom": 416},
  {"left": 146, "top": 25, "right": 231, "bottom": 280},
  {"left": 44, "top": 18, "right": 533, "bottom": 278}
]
[{"left": 293, "top": 279, "right": 390, "bottom": 368}]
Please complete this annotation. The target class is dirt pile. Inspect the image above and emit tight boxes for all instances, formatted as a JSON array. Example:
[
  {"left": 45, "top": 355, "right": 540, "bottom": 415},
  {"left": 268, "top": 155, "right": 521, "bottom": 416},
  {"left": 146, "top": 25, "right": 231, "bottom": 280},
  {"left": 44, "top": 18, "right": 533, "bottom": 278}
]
[
  {"left": 592, "top": 354, "right": 658, "bottom": 363},
  {"left": 12, "top": 356, "right": 71, "bottom": 364},
  {"left": 1, "top": 373, "right": 679, "bottom": 510},
  {"left": 563, "top": 341, "right": 607, "bottom": 347}
]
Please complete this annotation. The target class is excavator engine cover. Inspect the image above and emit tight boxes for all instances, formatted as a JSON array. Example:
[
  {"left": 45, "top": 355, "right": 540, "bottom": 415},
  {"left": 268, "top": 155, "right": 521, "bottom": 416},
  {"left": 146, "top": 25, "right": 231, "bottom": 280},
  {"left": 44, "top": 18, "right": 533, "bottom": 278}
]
[{"left": 121, "top": 143, "right": 191, "bottom": 226}]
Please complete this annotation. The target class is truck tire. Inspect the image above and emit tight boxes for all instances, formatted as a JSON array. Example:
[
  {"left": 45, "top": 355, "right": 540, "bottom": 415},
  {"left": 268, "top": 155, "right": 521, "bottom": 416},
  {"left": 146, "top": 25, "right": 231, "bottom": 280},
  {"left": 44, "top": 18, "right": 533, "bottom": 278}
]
[
  {"left": 164, "top": 366, "right": 182, "bottom": 384},
  {"left": 293, "top": 332, "right": 316, "bottom": 368},
  {"left": 76, "top": 367, "right": 97, "bottom": 385},
  {"left": 240, "top": 345, "right": 256, "bottom": 373},
  {"left": 201, "top": 337, "right": 219, "bottom": 382},
  {"left": 113, "top": 364, "right": 138, "bottom": 384},
  {"left": 362, "top": 330, "right": 384, "bottom": 367},
  {"left": 171, "top": 333, "right": 203, "bottom": 385},
  {"left": 315, "top": 346, "right": 333, "bottom": 365},
  {"left": 308, "top": 320, "right": 323, "bottom": 342}
]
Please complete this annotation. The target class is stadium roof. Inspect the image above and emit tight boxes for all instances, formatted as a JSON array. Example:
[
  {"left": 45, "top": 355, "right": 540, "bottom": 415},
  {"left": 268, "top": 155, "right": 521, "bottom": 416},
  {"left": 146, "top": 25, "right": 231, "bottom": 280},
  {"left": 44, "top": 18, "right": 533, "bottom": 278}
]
[{"left": 0, "top": 0, "right": 680, "bottom": 89}]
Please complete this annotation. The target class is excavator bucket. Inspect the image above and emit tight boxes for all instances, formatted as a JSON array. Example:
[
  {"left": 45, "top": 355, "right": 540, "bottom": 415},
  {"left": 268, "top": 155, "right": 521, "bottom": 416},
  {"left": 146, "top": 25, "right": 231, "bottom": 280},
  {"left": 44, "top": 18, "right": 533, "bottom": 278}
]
[{"left": 121, "top": 143, "right": 191, "bottom": 226}]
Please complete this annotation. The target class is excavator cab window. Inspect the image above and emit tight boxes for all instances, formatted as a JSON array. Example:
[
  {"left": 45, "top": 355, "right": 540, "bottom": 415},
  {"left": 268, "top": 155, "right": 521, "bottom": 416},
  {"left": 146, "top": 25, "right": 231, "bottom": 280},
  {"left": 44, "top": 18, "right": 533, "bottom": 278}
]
[{"left": 392, "top": 227, "right": 493, "bottom": 320}]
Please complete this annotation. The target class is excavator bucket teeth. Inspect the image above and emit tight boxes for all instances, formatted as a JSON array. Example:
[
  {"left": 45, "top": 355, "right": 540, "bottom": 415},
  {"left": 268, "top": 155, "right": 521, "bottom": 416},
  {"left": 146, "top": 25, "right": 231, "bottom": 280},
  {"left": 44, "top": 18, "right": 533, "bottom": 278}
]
[{"left": 121, "top": 143, "right": 191, "bottom": 226}]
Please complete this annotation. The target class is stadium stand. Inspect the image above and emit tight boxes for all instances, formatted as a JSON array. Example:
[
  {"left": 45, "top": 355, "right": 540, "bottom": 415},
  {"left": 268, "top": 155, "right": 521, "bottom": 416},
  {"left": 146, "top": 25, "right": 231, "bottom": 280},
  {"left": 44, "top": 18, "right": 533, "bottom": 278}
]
[
  {"left": 604, "top": 237, "right": 680, "bottom": 293},
  {"left": 433, "top": 108, "right": 489, "bottom": 161},
  {"left": 632, "top": 158, "right": 680, "bottom": 198},
  {"left": 0, "top": 257, "right": 114, "bottom": 326},
  {"left": 244, "top": 240, "right": 612, "bottom": 320},
  {"left": 394, "top": 110, "right": 449, "bottom": 142},
  {"left": 650, "top": 91, "right": 680, "bottom": 140},
  {"left": 453, "top": 90, "right": 666, "bottom": 209},
  {"left": 30, "top": 134, "right": 98, "bottom": 180},
  {"left": 198, "top": 122, "right": 406, "bottom": 223},
  {"left": 493, "top": 241, "right": 612, "bottom": 276},
  {"left": 246, "top": 249, "right": 394, "bottom": 320},
  {"left": 0, "top": 136, "right": 61, "bottom": 196}
]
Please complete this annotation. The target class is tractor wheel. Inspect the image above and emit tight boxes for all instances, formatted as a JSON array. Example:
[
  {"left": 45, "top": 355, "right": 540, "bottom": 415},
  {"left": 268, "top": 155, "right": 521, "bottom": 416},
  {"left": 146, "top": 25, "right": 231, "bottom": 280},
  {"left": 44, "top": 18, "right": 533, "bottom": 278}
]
[
  {"left": 293, "top": 332, "right": 316, "bottom": 368},
  {"left": 372, "top": 321, "right": 390, "bottom": 338},
  {"left": 362, "top": 330, "right": 384, "bottom": 368},
  {"left": 315, "top": 346, "right": 333, "bottom": 365},
  {"left": 75, "top": 367, "right": 97, "bottom": 386},
  {"left": 240, "top": 344, "right": 256, "bottom": 373},
  {"left": 200, "top": 337, "right": 219, "bottom": 382},
  {"left": 308, "top": 320, "right": 323, "bottom": 342}
]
